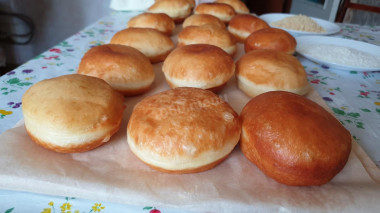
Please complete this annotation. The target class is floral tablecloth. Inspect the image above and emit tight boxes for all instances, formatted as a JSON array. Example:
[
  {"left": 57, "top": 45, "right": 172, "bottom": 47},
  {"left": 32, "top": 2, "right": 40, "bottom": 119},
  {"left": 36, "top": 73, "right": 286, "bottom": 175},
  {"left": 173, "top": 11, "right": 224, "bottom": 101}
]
[
  {"left": 298, "top": 24, "right": 380, "bottom": 168},
  {"left": 0, "top": 11, "right": 379, "bottom": 212}
]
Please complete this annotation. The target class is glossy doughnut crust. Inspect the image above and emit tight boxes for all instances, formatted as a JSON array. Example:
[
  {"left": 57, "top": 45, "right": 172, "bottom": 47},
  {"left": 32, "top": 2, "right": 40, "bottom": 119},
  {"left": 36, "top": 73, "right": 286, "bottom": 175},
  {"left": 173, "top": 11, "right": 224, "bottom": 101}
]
[
  {"left": 22, "top": 74, "right": 125, "bottom": 153},
  {"left": 127, "top": 87, "right": 241, "bottom": 173},
  {"left": 240, "top": 91, "right": 352, "bottom": 186}
]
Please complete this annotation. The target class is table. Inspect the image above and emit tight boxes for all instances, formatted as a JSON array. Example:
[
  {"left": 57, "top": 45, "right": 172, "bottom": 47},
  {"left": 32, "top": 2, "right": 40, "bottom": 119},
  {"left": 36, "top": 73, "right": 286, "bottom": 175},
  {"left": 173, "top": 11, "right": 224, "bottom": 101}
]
[{"left": 0, "top": 11, "right": 379, "bottom": 212}]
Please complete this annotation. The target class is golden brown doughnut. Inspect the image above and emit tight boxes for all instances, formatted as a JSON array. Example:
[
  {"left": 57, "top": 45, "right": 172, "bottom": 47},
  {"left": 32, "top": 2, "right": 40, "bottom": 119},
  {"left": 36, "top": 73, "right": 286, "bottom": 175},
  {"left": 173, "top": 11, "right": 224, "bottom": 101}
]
[
  {"left": 194, "top": 3, "right": 236, "bottom": 23},
  {"left": 178, "top": 24, "right": 237, "bottom": 56},
  {"left": 127, "top": 87, "right": 241, "bottom": 173},
  {"left": 227, "top": 14, "right": 270, "bottom": 42},
  {"left": 240, "top": 91, "right": 352, "bottom": 186},
  {"left": 244, "top": 28, "right": 297, "bottom": 54},
  {"left": 148, "top": 0, "right": 192, "bottom": 23},
  {"left": 22, "top": 74, "right": 125, "bottom": 153},
  {"left": 236, "top": 49, "right": 310, "bottom": 97},
  {"left": 110, "top": 28, "right": 174, "bottom": 63},
  {"left": 182, "top": 14, "right": 226, "bottom": 29},
  {"left": 127, "top": 12, "right": 175, "bottom": 36},
  {"left": 155, "top": 0, "right": 195, "bottom": 8},
  {"left": 77, "top": 44, "right": 155, "bottom": 96},
  {"left": 162, "top": 44, "right": 235, "bottom": 92},
  {"left": 215, "top": 0, "right": 249, "bottom": 14}
]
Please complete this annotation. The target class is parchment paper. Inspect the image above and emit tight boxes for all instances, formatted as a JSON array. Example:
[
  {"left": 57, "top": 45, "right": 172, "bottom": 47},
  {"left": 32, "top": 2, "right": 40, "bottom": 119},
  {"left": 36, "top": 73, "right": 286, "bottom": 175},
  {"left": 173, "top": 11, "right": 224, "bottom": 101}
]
[{"left": 1, "top": 45, "right": 380, "bottom": 213}]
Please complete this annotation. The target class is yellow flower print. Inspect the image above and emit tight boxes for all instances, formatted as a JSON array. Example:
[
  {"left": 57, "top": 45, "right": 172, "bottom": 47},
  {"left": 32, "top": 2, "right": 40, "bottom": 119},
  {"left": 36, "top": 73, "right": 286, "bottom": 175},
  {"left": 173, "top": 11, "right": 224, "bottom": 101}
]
[
  {"left": 0, "top": 109, "right": 12, "bottom": 118},
  {"left": 91, "top": 203, "right": 105, "bottom": 212},
  {"left": 41, "top": 208, "right": 51, "bottom": 213},
  {"left": 60, "top": 202, "right": 72, "bottom": 212},
  {"left": 41, "top": 199, "right": 104, "bottom": 213},
  {"left": 89, "top": 41, "right": 105, "bottom": 45},
  {"left": 375, "top": 102, "right": 380, "bottom": 106},
  {"left": 0, "top": 109, "right": 12, "bottom": 116}
]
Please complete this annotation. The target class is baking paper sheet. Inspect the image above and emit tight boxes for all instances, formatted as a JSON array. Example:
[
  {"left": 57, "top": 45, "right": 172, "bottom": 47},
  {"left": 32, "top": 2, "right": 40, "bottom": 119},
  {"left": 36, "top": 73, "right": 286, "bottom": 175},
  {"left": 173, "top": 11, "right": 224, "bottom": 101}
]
[{"left": 1, "top": 45, "right": 380, "bottom": 213}]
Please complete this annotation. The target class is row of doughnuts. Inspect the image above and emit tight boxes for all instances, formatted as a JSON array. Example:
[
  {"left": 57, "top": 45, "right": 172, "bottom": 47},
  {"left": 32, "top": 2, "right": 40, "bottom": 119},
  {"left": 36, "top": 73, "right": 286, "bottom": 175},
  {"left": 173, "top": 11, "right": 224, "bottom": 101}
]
[
  {"left": 21, "top": 0, "right": 352, "bottom": 186},
  {"left": 91, "top": 0, "right": 305, "bottom": 96},
  {"left": 148, "top": 0, "right": 249, "bottom": 23},
  {"left": 22, "top": 75, "right": 352, "bottom": 186}
]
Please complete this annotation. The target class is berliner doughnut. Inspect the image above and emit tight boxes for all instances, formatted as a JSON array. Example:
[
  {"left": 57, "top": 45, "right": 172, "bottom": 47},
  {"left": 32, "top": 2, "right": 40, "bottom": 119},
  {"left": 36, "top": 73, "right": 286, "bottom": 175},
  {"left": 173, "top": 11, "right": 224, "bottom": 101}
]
[
  {"left": 227, "top": 14, "right": 270, "bottom": 42},
  {"left": 245, "top": 28, "right": 297, "bottom": 54},
  {"left": 110, "top": 28, "right": 174, "bottom": 63},
  {"left": 155, "top": 0, "right": 195, "bottom": 8},
  {"left": 162, "top": 44, "right": 235, "bottom": 92},
  {"left": 182, "top": 14, "right": 226, "bottom": 29},
  {"left": 178, "top": 24, "right": 237, "bottom": 56},
  {"left": 186, "top": 0, "right": 195, "bottom": 8},
  {"left": 127, "top": 12, "right": 175, "bottom": 36},
  {"left": 240, "top": 91, "right": 352, "bottom": 186},
  {"left": 215, "top": 0, "right": 250, "bottom": 14},
  {"left": 22, "top": 74, "right": 125, "bottom": 153},
  {"left": 77, "top": 44, "right": 155, "bottom": 96},
  {"left": 194, "top": 3, "right": 236, "bottom": 23},
  {"left": 127, "top": 87, "right": 241, "bottom": 173},
  {"left": 148, "top": 0, "right": 192, "bottom": 23},
  {"left": 236, "top": 49, "right": 310, "bottom": 97}
]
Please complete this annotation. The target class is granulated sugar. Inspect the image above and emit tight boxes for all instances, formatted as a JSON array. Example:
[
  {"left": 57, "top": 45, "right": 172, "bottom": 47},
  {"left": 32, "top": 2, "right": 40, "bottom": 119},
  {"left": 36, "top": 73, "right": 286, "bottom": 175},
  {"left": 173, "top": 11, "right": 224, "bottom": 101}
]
[
  {"left": 298, "top": 44, "right": 380, "bottom": 68},
  {"left": 271, "top": 14, "right": 326, "bottom": 33}
]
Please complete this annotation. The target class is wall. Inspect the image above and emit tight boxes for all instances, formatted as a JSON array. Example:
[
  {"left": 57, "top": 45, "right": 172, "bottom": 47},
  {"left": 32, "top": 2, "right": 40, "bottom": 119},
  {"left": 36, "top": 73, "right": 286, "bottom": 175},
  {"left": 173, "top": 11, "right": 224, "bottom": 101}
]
[
  {"left": 290, "top": 0, "right": 380, "bottom": 25},
  {"left": 290, "top": 0, "right": 341, "bottom": 21},
  {"left": 1, "top": 0, "right": 111, "bottom": 65}
]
